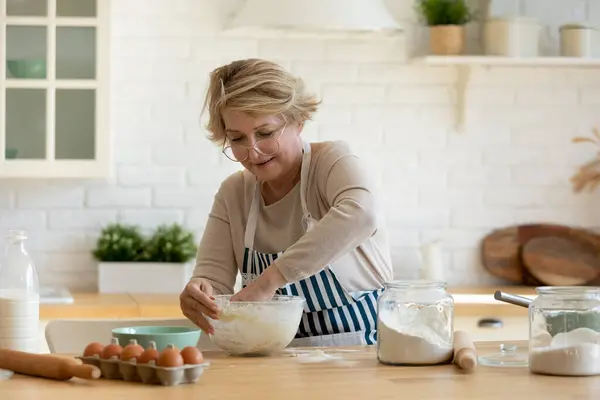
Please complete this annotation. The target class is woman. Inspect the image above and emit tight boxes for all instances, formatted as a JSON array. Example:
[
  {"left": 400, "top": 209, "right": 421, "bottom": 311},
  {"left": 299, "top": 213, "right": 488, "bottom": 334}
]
[{"left": 180, "top": 58, "right": 393, "bottom": 347}]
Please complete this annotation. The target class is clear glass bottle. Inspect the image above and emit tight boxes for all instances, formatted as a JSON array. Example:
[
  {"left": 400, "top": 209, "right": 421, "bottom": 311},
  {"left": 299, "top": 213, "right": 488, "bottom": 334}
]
[
  {"left": 377, "top": 280, "right": 454, "bottom": 365},
  {"left": 529, "top": 286, "right": 600, "bottom": 376},
  {"left": 0, "top": 230, "right": 40, "bottom": 353}
]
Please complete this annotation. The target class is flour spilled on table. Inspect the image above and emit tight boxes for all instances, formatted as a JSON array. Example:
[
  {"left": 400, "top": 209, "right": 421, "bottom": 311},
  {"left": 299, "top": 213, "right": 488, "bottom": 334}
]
[
  {"left": 529, "top": 327, "right": 600, "bottom": 376},
  {"left": 285, "top": 348, "right": 359, "bottom": 366},
  {"left": 294, "top": 349, "right": 335, "bottom": 363},
  {"left": 377, "top": 307, "right": 453, "bottom": 365}
]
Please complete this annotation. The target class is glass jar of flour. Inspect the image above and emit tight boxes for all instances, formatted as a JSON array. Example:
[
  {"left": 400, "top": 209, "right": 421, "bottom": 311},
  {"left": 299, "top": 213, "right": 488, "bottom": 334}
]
[
  {"left": 377, "top": 280, "right": 454, "bottom": 365},
  {"left": 529, "top": 286, "right": 600, "bottom": 376}
]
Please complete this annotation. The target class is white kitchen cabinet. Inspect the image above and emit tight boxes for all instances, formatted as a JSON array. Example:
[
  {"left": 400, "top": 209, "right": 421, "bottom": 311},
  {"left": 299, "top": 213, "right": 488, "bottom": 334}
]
[{"left": 0, "top": 0, "right": 110, "bottom": 178}]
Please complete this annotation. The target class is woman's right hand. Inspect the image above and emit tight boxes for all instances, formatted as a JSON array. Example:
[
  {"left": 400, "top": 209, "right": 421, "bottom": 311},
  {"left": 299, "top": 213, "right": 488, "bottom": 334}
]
[{"left": 180, "top": 278, "right": 220, "bottom": 334}]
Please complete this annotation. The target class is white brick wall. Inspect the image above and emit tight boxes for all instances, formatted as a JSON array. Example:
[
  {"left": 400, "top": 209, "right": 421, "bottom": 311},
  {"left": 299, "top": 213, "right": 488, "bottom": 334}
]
[{"left": 1, "top": 0, "right": 600, "bottom": 291}]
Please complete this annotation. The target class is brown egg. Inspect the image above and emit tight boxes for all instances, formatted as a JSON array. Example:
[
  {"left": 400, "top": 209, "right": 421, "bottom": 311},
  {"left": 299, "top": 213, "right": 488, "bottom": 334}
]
[
  {"left": 157, "top": 344, "right": 184, "bottom": 368},
  {"left": 100, "top": 338, "right": 123, "bottom": 360},
  {"left": 120, "top": 339, "right": 145, "bottom": 361},
  {"left": 181, "top": 346, "right": 203, "bottom": 365},
  {"left": 82, "top": 342, "right": 104, "bottom": 357},
  {"left": 139, "top": 341, "right": 160, "bottom": 364}
]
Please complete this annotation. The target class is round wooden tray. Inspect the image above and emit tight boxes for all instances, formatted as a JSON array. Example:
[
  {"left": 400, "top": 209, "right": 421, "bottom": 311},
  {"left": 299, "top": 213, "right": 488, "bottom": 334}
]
[
  {"left": 481, "top": 223, "right": 600, "bottom": 285},
  {"left": 521, "top": 235, "right": 600, "bottom": 286}
]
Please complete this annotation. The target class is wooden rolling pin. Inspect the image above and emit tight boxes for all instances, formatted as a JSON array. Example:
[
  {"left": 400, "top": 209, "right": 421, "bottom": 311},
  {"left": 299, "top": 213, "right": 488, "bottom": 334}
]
[
  {"left": 452, "top": 330, "right": 478, "bottom": 372},
  {"left": 0, "top": 348, "right": 101, "bottom": 381}
]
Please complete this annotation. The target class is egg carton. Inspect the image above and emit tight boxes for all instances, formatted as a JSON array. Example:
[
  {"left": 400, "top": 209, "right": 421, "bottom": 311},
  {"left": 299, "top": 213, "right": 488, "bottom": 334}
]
[{"left": 76, "top": 354, "right": 210, "bottom": 386}]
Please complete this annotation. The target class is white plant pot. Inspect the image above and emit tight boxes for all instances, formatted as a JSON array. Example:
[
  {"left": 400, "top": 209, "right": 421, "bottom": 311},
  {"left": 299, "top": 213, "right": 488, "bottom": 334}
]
[{"left": 97, "top": 262, "right": 194, "bottom": 294}]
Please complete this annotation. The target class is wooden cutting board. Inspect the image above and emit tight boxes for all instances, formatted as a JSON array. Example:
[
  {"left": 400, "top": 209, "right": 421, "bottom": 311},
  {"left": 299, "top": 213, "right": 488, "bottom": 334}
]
[
  {"left": 481, "top": 224, "right": 600, "bottom": 285},
  {"left": 522, "top": 235, "right": 600, "bottom": 286}
]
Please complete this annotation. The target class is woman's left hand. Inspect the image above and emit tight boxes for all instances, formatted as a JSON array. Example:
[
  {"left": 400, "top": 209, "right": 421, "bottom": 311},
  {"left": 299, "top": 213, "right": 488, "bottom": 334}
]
[{"left": 230, "top": 265, "right": 286, "bottom": 302}]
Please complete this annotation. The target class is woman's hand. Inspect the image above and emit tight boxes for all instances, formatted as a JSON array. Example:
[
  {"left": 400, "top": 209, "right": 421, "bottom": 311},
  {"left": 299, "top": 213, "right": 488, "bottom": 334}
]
[
  {"left": 180, "top": 278, "right": 220, "bottom": 334},
  {"left": 230, "top": 265, "right": 286, "bottom": 302},
  {"left": 230, "top": 278, "right": 277, "bottom": 302}
]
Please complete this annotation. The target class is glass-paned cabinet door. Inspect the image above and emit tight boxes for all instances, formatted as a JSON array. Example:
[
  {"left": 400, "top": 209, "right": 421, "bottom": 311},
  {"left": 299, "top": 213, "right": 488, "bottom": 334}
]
[{"left": 0, "top": 0, "right": 110, "bottom": 178}]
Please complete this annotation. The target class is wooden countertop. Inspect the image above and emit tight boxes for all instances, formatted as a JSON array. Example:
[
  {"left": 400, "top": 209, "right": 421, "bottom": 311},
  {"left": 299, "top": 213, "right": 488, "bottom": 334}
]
[
  {"left": 3, "top": 341, "right": 598, "bottom": 399},
  {"left": 40, "top": 286, "right": 536, "bottom": 320},
  {"left": 39, "top": 293, "right": 182, "bottom": 320}
]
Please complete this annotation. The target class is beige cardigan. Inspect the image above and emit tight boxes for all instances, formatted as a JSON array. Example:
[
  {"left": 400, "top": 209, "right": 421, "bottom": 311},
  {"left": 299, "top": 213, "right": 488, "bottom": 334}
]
[{"left": 192, "top": 140, "right": 393, "bottom": 295}]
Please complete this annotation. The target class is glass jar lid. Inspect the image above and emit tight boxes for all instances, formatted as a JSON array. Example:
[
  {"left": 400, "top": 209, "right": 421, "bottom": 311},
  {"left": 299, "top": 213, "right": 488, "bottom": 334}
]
[
  {"left": 0, "top": 369, "right": 13, "bottom": 380},
  {"left": 478, "top": 343, "right": 529, "bottom": 367},
  {"left": 384, "top": 280, "right": 447, "bottom": 289}
]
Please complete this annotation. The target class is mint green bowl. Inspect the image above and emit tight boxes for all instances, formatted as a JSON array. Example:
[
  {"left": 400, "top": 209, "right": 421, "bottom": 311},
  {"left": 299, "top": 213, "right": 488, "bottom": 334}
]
[
  {"left": 6, "top": 59, "right": 46, "bottom": 79},
  {"left": 111, "top": 326, "right": 201, "bottom": 351}
]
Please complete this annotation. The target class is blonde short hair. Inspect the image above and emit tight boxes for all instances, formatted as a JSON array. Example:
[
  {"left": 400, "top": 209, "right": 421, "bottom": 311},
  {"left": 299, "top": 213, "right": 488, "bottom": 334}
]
[{"left": 202, "top": 58, "right": 321, "bottom": 144}]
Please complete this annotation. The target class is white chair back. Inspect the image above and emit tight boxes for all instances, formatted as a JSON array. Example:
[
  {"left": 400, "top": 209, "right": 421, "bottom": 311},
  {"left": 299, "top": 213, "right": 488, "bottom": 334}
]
[{"left": 44, "top": 318, "right": 219, "bottom": 354}]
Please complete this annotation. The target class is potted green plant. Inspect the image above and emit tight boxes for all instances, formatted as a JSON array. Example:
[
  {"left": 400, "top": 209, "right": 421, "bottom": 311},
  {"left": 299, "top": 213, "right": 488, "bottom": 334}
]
[
  {"left": 94, "top": 223, "right": 198, "bottom": 294},
  {"left": 416, "top": 0, "right": 474, "bottom": 55}
]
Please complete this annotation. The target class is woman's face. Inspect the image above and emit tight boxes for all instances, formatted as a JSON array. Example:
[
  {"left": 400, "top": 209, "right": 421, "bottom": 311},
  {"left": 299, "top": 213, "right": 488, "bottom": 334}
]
[{"left": 221, "top": 109, "right": 303, "bottom": 183}]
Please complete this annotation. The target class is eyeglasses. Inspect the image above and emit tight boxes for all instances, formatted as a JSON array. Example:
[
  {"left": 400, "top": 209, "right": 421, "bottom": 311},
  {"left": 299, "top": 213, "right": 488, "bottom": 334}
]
[{"left": 222, "top": 123, "right": 287, "bottom": 162}]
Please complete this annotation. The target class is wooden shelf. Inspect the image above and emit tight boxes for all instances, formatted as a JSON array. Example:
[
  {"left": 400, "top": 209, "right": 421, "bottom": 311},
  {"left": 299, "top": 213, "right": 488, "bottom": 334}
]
[
  {"left": 412, "top": 55, "right": 600, "bottom": 132},
  {"left": 415, "top": 55, "right": 600, "bottom": 67}
]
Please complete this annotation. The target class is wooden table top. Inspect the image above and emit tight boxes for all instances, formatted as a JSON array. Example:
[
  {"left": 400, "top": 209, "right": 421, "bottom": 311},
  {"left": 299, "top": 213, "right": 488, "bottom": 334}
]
[
  {"left": 2, "top": 341, "right": 598, "bottom": 400},
  {"left": 40, "top": 286, "right": 536, "bottom": 320}
]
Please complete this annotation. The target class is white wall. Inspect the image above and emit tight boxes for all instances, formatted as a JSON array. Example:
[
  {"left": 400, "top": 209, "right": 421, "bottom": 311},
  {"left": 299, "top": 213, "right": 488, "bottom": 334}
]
[{"left": 1, "top": 0, "right": 600, "bottom": 291}]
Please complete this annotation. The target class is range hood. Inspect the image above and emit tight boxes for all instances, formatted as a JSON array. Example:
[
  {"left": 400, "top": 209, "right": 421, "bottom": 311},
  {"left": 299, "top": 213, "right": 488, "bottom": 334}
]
[{"left": 228, "top": 0, "right": 402, "bottom": 33}]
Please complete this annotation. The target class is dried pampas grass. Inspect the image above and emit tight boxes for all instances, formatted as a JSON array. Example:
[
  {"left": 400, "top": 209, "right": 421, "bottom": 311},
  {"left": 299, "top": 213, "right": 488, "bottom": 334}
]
[{"left": 570, "top": 127, "right": 600, "bottom": 193}]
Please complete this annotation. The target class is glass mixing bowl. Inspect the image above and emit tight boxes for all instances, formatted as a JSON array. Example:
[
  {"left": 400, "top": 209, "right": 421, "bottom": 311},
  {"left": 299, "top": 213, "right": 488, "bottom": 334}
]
[{"left": 206, "top": 295, "right": 305, "bottom": 356}]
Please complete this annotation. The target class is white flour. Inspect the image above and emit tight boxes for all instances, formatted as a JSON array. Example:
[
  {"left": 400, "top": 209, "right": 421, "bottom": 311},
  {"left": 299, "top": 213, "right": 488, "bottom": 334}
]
[
  {"left": 529, "top": 327, "right": 600, "bottom": 376},
  {"left": 295, "top": 349, "right": 334, "bottom": 363},
  {"left": 377, "top": 308, "right": 453, "bottom": 365}
]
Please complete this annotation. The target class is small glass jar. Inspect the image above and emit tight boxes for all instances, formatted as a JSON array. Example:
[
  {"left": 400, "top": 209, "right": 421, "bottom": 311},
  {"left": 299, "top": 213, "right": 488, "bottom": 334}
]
[
  {"left": 377, "top": 280, "right": 454, "bottom": 366},
  {"left": 529, "top": 286, "right": 600, "bottom": 376}
]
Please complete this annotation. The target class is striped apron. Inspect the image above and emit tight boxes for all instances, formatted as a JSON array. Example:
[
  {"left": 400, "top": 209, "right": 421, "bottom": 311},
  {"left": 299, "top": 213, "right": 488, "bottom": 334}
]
[{"left": 240, "top": 140, "right": 383, "bottom": 346}]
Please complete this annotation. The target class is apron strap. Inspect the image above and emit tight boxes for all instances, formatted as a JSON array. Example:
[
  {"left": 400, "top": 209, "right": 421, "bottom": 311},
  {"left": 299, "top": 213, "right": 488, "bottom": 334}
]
[
  {"left": 244, "top": 181, "right": 261, "bottom": 249},
  {"left": 299, "top": 141, "right": 312, "bottom": 230},
  {"left": 300, "top": 142, "right": 311, "bottom": 220},
  {"left": 243, "top": 140, "right": 313, "bottom": 250}
]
